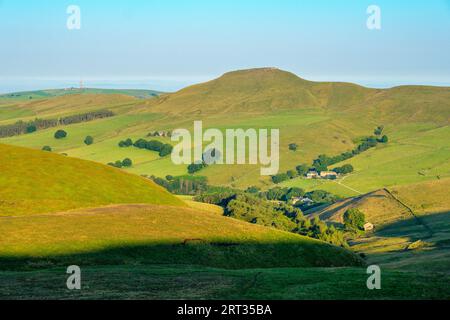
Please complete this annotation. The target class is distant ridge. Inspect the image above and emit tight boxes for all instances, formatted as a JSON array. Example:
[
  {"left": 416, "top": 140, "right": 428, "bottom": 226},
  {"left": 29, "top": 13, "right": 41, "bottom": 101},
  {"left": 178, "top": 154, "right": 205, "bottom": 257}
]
[{"left": 147, "top": 67, "right": 450, "bottom": 124}]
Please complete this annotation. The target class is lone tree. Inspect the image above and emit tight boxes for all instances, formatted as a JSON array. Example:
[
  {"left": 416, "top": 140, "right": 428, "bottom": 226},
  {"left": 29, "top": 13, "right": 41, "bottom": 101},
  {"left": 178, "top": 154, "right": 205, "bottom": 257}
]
[
  {"left": 54, "top": 130, "right": 67, "bottom": 139},
  {"left": 289, "top": 143, "right": 298, "bottom": 151},
  {"left": 84, "top": 135, "right": 94, "bottom": 145},
  {"left": 42, "top": 146, "right": 52, "bottom": 152},
  {"left": 343, "top": 208, "right": 366, "bottom": 230},
  {"left": 122, "top": 158, "right": 133, "bottom": 167},
  {"left": 380, "top": 135, "right": 389, "bottom": 143}
]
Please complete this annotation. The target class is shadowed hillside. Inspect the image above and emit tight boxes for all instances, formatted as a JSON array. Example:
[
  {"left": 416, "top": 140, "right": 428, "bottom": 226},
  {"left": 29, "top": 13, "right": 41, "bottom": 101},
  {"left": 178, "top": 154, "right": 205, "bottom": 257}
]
[{"left": 0, "top": 204, "right": 364, "bottom": 270}]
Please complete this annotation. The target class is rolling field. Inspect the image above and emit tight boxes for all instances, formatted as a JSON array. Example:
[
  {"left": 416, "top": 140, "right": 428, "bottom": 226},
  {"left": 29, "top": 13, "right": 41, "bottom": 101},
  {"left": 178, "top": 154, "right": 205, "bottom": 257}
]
[
  {"left": 0, "top": 144, "right": 184, "bottom": 216},
  {"left": 0, "top": 69, "right": 448, "bottom": 191},
  {"left": 0, "top": 69, "right": 449, "bottom": 300},
  {"left": 0, "top": 204, "right": 362, "bottom": 270}
]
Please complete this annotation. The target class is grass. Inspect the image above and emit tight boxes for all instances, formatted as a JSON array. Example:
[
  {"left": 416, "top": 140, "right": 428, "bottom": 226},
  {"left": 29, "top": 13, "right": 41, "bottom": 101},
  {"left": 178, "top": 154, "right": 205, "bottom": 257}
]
[
  {"left": 1, "top": 69, "right": 448, "bottom": 191},
  {"left": 0, "top": 204, "right": 362, "bottom": 270},
  {"left": 0, "top": 144, "right": 184, "bottom": 216},
  {"left": 1, "top": 265, "right": 449, "bottom": 300}
]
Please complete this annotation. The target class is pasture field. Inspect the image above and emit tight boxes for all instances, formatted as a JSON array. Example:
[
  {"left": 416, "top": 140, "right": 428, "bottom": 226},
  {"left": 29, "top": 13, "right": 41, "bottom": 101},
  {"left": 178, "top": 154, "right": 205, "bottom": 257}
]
[
  {"left": 0, "top": 144, "right": 184, "bottom": 216},
  {"left": 1, "top": 265, "right": 449, "bottom": 300},
  {"left": 0, "top": 204, "right": 362, "bottom": 270},
  {"left": 0, "top": 69, "right": 449, "bottom": 300}
]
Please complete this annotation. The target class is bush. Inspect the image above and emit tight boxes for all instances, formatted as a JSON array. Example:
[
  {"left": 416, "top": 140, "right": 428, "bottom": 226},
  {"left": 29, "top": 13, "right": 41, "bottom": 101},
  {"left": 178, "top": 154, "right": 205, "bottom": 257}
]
[
  {"left": 119, "top": 138, "right": 133, "bottom": 148},
  {"left": 84, "top": 136, "right": 94, "bottom": 145},
  {"left": 333, "top": 164, "right": 354, "bottom": 175},
  {"left": 26, "top": 124, "right": 37, "bottom": 133},
  {"left": 42, "top": 146, "right": 52, "bottom": 152},
  {"left": 188, "top": 162, "right": 207, "bottom": 174},
  {"left": 296, "top": 164, "right": 309, "bottom": 176},
  {"left": 272, "top": 173, "right": 289, "bottom": 184},
  {"left": 289, "top": 143, "right": 298, "bottom": 151},
  {"left": 343, "top": 208, "right": 366, "bottom": 230},
  {"left": 122, "top": 158, "right": 133, "bottom": 167},
  {"left": 54, "top": 130, "right": 67, "bottom": 139},
  {"left": 159, "top": 144, "right": 173, "bottom": 157}
]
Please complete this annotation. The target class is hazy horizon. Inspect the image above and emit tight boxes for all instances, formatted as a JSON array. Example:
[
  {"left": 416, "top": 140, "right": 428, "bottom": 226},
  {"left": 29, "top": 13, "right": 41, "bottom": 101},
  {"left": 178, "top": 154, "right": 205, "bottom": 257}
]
[
  {"left": 1, "top": 0, "right": 449, "bottom": 93},
  {"left": 1, "top": 72, "right": 450, "bottom": 95}
]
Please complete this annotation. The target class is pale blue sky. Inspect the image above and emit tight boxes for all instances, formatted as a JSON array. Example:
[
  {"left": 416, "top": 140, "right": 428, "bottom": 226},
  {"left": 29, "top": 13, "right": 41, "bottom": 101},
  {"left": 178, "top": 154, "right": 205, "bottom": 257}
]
[{"left": 0, "top": 0, "right": 449, "bottom": 92}]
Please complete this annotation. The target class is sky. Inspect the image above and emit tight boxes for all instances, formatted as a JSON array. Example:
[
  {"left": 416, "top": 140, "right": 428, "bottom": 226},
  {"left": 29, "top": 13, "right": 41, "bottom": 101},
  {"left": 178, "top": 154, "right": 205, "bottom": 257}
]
[{"left": 0, "top": 0, "right": 449, "bottom": 92}]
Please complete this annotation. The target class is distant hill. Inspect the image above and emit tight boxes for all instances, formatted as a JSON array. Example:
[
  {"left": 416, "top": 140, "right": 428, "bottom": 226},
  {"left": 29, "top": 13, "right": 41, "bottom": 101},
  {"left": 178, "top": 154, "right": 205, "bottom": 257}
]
[
  {"left": 148, "top": 68, "right": 450, "bottom": 125},
  {"left": 0, "top": 143, "right": 184, "bottom": 216},
  {"left": 1, "top": 68, "right": 449, "bottom": 190},
  {"left": 0, "top": 88, "right": 162, "bottom": 101}
]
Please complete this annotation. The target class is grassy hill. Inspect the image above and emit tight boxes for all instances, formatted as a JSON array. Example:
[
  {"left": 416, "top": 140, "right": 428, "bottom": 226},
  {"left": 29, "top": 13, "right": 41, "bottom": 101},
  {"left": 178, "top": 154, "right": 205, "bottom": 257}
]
[
  {"left": 0, "top": 68, "right": 449, "bottom": 190},
  {"left": 0, "top": 204, "right": 363, "bottom": 270},
  {"left": 0, "top": 143, "right": 184, "bottom": 216}
]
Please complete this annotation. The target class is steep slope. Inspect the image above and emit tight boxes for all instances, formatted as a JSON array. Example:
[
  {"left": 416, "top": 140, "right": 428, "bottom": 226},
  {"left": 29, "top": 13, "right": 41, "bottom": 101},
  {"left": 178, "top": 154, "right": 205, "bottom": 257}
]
[
  {"left": 0, "top": 204, "right": 363, "bottom": 269},
  {"left": 0, "top": 144, "right": 184, "bottom": 216}
]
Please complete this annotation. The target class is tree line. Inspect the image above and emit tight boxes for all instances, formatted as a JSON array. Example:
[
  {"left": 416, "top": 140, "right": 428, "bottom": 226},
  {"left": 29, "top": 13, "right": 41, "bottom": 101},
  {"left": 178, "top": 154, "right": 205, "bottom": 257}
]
[
  {"left": 0, "top": 109, "right": 114, "bottom": 138},
  {"left": 118, "top": 138, "right": 173, "bottom": 157},
  {"left": 272, "top": 126, "right": 389, "bottom": 184}
]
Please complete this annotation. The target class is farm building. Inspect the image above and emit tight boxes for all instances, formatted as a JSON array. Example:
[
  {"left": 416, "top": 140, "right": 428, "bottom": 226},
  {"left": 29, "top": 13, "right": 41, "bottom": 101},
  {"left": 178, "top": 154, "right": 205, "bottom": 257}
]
[
  {"left": 364, "top": 222, "right": 374, "bottom": 231},
  {"left": 320, "top": 171, "right": 338, "bottom": 179}
]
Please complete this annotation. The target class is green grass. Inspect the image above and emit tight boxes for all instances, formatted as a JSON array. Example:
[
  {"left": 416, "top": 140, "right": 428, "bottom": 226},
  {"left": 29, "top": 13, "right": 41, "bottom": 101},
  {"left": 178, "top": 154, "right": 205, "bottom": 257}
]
[
  {"left": 0, "top": 203, "right": 362, "bottom": 270},
  {"left": 0, "top": 144, "right": 184, "bottom": 216},
  {"left": 1, "top": 69, "right": 449, "bottom": 191},
  {"left": 1, "top": 265, "right": 449, "bottom": 300}
]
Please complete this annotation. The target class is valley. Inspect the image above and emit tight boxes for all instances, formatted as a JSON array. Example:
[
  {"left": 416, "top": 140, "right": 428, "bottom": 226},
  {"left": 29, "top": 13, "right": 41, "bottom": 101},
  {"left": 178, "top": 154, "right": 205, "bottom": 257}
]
[{"left": 0, "top": 68, "right": 449, "bottom": 299}]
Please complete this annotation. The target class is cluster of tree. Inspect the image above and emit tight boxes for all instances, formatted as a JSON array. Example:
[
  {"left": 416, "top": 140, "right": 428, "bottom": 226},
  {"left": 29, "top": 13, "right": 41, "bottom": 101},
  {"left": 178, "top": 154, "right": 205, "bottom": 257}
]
[
  {"left": 131, "top": 138, "right": 173, "bottom": 157},
  {"left": 271, "top": 127, "right": 389, "bottom": 183},
  {"left": 259, "top": 187, "right": 305, "bottom": 202},
  {"left": 196, "top": 190, "right": 348, "bottom": 247},
  {"left": 333, "top": 164, "right": 354, "bottom": 175},
  {"left": 150, "top": 175, "right": 208, "bottom": 195},
  {"left": 225, "top": 194, "right": 302, "bottom": 232},
  {"left": 108, "top": 158, "right": 133, "bottom": 168},
  {"left": 118, "top": 138, "right": 133, "bottom": 148},
  {"left": 0, "top": 110, "right": 114, "bottom": 138},
  {"left": 343, "top": 208, "right": 366, "bottom": 231},
  {"left": 298, "top": 217, "right": 348, "bottom": 247},
  {"left": 188, "top": 162, "right": 208, "bottom": 174},
  {"left": 59, "top": 110, "right": 114, "bottom": 125}
]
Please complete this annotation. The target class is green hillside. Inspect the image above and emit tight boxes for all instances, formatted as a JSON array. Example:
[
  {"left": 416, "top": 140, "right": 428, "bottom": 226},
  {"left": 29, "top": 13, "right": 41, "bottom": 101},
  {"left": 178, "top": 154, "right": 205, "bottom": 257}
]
[
  {"left": 0, "top": 143, "right": 184, "bottom": 216},
  {"left": 0, "top": 68, "right": 449, "bottom": 191},
  {"left": 0, "top": 203, "right": 363, "bottom": 270}
]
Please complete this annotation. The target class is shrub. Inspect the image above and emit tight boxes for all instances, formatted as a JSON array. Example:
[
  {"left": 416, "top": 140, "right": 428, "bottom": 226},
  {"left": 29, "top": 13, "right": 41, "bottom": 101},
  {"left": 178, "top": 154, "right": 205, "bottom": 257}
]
[
  {"left": 343, "top": 208, "right": 366, "bottom": 230},
  {"left": 122, "top": 158, "right": 133, "bottom": 167},
  {"left": 272, "top": 173, "right": 289, "bottom": 184},
  {"left": 42, "top": 146, "right": 52, "bottom": 152},
  {"left": 54, "top": 130, "right": 67, "bottom": 139},
  {"left": 296, "top": 164, "right": 309, "bottom": 176},
  {"left": 84, "top": 136, "right": 94, "bottom": 145},
  {"left": 289, "top": 143, "right": 298, "bottom": 151},
  {"left": 159, "top": 144, "right": 173, "bottom": 157},
  {"left": 26, "top": 124, "right": 37, "bottom": 133}
]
